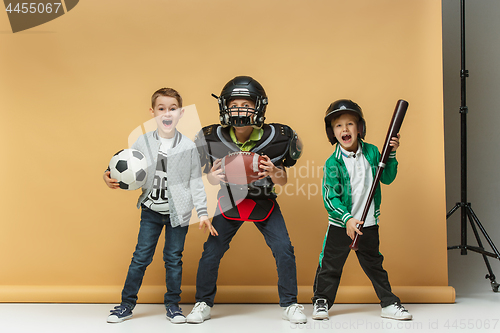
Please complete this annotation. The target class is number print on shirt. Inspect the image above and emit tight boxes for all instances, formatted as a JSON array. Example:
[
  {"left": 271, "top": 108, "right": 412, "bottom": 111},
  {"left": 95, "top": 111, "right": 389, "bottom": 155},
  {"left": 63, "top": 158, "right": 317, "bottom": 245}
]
[{"left": 150, "top": 175, "right": 168, "bottom": 201}]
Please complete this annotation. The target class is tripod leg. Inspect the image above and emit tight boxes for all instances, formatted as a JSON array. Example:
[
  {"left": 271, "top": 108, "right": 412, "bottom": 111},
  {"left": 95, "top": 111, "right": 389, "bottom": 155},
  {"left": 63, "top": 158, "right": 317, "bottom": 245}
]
[
  {"left": 467, "top": 206, "right": 500, "bottom": 258},
  {"left": 447, "top": 202, "right": 461, "bottom": 219},
  {"left": 466, "top": 206, "right": 500, "bottom": 292},
  {"left": 446, "top": 202, "right": 468, "bottom": 253}
]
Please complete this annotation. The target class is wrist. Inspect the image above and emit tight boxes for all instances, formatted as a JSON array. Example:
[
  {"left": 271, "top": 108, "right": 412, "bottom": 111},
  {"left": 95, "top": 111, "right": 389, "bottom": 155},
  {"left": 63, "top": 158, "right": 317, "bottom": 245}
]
[{"left": 343, "top": 214, "right": 354, "bottom": 225}]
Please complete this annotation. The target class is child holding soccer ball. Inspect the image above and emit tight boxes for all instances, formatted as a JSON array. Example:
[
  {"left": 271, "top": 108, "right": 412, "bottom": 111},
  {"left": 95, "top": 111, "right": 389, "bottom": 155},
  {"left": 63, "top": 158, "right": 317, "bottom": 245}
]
[{"left": 103, "top": 87, "right": 216, "bottom": 324}]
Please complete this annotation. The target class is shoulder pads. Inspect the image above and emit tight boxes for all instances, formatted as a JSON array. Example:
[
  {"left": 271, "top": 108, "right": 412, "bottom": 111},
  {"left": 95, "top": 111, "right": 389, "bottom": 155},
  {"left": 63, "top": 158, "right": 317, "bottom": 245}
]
[
  {"left": 289, "top": 129, "right": 303, "bottom": 160},
  {"left": 260, "top": 123, "right": 303, "bottom": 167}
]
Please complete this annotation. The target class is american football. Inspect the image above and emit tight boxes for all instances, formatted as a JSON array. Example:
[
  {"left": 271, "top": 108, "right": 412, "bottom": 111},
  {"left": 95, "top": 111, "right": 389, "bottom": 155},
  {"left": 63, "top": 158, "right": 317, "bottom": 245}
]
[
  {"left": 109, "top": 149, "right": 148, "bottom": 190},
  {"left": 220, "top": 151, "right": 265, "bottom": 185}
]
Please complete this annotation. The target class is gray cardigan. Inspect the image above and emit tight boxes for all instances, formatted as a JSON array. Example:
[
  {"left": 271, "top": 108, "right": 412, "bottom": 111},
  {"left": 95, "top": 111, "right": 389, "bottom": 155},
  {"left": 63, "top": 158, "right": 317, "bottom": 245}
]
[{"left": 132, "top": 130, "right": 208, "bottom": 227}]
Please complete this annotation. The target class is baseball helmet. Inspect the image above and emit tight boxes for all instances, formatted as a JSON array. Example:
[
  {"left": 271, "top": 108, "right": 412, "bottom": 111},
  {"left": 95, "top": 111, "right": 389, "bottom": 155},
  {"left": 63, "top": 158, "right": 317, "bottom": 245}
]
[
  {"left": 324, "top": 99, "right": 366, "bottom": 145},
  {"left": 214, "top": 76, "right": 268, "bottom": 129}
]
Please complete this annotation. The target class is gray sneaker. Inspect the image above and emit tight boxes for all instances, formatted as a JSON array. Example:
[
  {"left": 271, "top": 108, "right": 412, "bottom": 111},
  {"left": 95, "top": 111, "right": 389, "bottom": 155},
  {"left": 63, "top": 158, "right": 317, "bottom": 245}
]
[
  {"left": 381, "top": 302, "right": 412, "bottom": 320},
  {"left": 312, "top": 298, "right": 329, "bottom": 320}
]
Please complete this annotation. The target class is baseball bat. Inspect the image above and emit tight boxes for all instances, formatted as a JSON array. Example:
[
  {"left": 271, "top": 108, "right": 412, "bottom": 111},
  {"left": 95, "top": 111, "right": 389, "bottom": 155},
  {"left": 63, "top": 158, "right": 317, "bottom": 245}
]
[{"left": 349, "top": 99, "right": 409, "bottom": 251}]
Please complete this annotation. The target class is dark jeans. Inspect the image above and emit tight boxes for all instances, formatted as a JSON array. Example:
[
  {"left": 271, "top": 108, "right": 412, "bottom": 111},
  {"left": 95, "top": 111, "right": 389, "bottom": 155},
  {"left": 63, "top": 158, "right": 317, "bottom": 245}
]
[
  {"left": 312, "top": 225, "right": 400, "bottom": 308},
  {"left": 195, "top": 202, "right": 298, "bottom": 307},
  {"left": 121, "top": 206, "right": 188, "bottom": 309}
]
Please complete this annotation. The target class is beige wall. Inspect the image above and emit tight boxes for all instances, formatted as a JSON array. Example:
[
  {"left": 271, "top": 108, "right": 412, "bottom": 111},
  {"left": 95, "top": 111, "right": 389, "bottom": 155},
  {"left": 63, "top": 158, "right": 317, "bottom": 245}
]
[{"left": 0, "top": 0, "right": 454, "bottom": 303}]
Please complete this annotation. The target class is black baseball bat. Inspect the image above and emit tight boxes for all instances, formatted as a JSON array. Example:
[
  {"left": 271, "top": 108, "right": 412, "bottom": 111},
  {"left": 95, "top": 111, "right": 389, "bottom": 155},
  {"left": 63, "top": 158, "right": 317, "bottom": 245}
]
[{"left": 349, "top": 99, "right": 409, "bottom": 251}]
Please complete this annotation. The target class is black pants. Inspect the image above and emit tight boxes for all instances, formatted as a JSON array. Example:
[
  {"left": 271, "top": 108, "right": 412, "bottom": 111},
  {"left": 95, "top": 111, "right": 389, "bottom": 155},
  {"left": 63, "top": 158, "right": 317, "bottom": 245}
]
[{"left": 312, "top": 225, "right": 400, "bottom": 308}]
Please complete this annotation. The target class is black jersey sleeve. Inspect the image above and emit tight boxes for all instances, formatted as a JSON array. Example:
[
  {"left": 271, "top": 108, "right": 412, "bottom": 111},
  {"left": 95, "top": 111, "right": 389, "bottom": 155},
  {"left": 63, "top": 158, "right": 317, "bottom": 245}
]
[{"left": 194, "top": 128, "right": 212, "bottom": 174}]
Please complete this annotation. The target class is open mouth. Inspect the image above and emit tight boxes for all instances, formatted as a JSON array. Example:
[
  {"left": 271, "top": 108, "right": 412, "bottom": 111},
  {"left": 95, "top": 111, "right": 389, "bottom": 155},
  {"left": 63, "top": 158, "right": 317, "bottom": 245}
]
[
  {"left": 162, "top": 119, "right": 173, "bottom": 126},
  {"left": 342, "top": 134, "right": 352, "bottom": 142}
]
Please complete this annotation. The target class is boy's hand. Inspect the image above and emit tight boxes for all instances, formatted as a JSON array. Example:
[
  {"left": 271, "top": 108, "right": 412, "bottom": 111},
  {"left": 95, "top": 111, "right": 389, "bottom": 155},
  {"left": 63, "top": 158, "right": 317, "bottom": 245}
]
[
  {"left": 208, "top": 158, "right": 226, "bottom": 185},
  {"left": 258, "top": 155, "right": 276, "bottom": 178},
  {"left": 390, "top": 133, "right": 401, "bottom": 152},
  {"left": 199, "top": 216, "right": 218, "bottom": 236},
  {"left": 346, "top": 217, "right": 363, "bottom": 240},
  {"left": 103, "top": 170, "right": 120, "bottom": 189},
  {"left": 258, "top": 155, "right": 287, "bottom": 185}
]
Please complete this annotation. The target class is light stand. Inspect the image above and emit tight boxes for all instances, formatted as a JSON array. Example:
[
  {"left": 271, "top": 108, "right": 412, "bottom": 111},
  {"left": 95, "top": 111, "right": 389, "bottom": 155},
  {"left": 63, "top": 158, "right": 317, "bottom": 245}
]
[{"left": 446, "top": 0, "right": 500, "bottom": 292}]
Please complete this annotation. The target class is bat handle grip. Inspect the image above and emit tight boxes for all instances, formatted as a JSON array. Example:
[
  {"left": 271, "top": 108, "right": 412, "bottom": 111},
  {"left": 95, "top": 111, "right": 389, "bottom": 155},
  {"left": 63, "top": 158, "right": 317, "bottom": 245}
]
[
  {"left": 349, "top": 220, "right": 363, "bottom": 251},
  {"left": 349, "top": 228, "right": 361, "bottom": 251}
]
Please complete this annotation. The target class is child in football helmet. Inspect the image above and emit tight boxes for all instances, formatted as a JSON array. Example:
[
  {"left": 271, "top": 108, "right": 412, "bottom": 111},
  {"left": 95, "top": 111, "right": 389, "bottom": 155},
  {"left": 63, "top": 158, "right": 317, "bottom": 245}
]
[{"left": 187, "top": 76, "right": 306, "bottom": 324}]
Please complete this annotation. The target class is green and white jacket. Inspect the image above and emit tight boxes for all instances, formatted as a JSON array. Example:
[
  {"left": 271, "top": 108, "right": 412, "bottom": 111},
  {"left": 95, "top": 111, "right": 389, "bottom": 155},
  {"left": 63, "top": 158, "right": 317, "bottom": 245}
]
[{"left": 322, "top": 140, "right": 398, "bottom": 228}]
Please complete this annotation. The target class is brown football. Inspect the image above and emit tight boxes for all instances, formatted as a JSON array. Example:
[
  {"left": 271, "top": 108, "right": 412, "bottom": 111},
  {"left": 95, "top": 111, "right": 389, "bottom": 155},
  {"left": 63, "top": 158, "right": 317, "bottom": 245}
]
[{"left": 220, "top": 151, "right": 265, "bottom": 185}]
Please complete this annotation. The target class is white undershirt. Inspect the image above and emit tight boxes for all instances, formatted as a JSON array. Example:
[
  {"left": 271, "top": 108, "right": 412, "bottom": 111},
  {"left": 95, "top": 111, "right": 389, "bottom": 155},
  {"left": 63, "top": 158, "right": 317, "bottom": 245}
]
[
  {"left": 142, "top": 137, "right": 174, "bottom": 214},
  {"left": 340, "top": 145, "right": 377, "bottom": 228},
  {"left": 160, "top": 137, "right": 174, "bottom": 150}
]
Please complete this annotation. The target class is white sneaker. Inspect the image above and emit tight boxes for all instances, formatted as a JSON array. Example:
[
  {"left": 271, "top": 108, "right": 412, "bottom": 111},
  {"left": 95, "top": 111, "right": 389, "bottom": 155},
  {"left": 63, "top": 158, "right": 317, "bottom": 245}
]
[
  {"left": 381, "top": 302, "right": 412, "bottom": 320},
  {"left": 282, "top": 303, "right": 307, "bottom": 324},
  {"left": 312, "top": 298, "right": 329, "bottom": 320},
  {"left": 186, "top": 302, "right": 211, "bottom": 324}
]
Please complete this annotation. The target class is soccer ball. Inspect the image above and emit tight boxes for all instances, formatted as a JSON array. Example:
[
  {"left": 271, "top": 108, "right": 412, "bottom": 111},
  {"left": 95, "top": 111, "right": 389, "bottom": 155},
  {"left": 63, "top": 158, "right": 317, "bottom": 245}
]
[{"left": 109, "top": 149, "right": 148, "bottom": 190}]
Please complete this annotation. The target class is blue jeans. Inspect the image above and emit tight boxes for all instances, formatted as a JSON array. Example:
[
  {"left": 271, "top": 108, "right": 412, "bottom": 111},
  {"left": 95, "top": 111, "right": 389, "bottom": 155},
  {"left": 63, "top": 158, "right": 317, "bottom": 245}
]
[
  {"left": 195, "top": 201, "right": 298, "bottom": 307},
  {"left": 121, "top": 206, "right": 188, "bottom": 309}
]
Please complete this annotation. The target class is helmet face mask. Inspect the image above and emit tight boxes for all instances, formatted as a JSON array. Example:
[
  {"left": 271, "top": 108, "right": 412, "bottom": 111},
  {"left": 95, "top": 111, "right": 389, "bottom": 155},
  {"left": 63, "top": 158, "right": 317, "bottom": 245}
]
[
  {"left": 324, "top": 99, "right": 366, "bottom": 145},
  {"left": 216, "top": 76, "right": 268, "bottom": 129},
  {"left": 225, "top": 104, "right": 259, "bottom": 127}
]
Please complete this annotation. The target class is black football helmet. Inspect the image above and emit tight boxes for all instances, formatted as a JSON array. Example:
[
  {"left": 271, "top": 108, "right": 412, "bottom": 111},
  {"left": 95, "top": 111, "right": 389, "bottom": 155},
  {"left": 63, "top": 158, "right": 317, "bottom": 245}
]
[
  {"left": 324, "top": 99, "right": 366, "bottom": 145},
  {"left": 214, "top": 76, "right": 268, "bottom": 129}
]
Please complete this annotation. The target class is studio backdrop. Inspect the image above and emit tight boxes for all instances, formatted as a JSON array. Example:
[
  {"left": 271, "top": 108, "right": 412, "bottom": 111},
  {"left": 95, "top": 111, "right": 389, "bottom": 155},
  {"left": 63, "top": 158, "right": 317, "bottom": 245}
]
[{"left": 0, "top": 0, "right": 454, "bottom": 303}]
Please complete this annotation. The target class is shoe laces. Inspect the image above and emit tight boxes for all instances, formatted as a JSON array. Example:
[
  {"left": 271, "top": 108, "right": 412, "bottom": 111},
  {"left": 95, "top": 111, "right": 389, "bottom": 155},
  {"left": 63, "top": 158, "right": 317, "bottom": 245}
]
[
  {"left": 167, "top": 304, "right": 182, "bottom": 316},
  {"left": 110, "top": 305, "right": 130, "bottom": 315},
  {"left": 315, "top": 299, "right": 328, "bottom": 312},
  {"left": 393, "top": 303, "right": 408, "bottom": 313},
  {"left": 287, "top": 303, "right": 305, "bottom": 315},
  {"left": 192, "top": 302, "right": 207, "bottom": 312}
]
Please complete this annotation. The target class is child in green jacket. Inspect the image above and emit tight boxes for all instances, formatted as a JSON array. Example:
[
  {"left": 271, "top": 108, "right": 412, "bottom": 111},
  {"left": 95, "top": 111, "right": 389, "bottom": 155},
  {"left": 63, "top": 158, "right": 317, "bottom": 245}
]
[{"left": 311, "top": 99, "right": 412, "bottom": 321}]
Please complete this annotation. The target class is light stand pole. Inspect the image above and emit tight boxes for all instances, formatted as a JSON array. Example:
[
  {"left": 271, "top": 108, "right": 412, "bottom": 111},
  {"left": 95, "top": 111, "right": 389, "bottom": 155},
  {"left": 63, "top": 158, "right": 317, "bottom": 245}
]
[{"left": 446, "top": 0, "right": 500, "bottom": 292}]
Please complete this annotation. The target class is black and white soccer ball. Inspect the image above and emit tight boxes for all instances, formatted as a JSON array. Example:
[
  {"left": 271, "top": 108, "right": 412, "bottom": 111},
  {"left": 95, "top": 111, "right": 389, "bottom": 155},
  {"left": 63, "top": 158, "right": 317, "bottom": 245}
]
[{"left": 108, "top": 149, "right": 148, "bottom": 190}]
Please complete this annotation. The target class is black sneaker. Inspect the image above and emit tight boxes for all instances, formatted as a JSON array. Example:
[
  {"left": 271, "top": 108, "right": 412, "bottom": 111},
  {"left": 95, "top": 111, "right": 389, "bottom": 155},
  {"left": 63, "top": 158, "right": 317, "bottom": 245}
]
[
  {"left": 107, "top": 304, "right": 133, "bottom": 323},
  {"left": 312, "top": 298, "right": 329, "bottom": 320},
  {"left": 166, "top": 304, "right": 186, "bottom": 324}
]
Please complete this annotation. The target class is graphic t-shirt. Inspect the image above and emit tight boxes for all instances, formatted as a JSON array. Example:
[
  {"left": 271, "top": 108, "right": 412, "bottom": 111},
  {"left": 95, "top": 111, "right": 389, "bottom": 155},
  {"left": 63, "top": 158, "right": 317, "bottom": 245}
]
[{"left": 142, "top": 137, "right": 174, "bottom": 214}]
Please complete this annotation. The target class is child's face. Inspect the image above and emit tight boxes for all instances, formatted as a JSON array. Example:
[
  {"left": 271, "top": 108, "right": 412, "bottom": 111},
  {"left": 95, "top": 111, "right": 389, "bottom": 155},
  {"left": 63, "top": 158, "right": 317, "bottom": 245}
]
[
  {"left": 228, "top": 98, "right": 255, "bottom": 130},
  {"left": 228, "top": 98, "right": 255, "bottom": 115},
  {"left": 150, "top": 96, "right": 184, "bottom": 139},
  {"left": 332, "top": 113, "right": 359, "bottom": 152}
]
